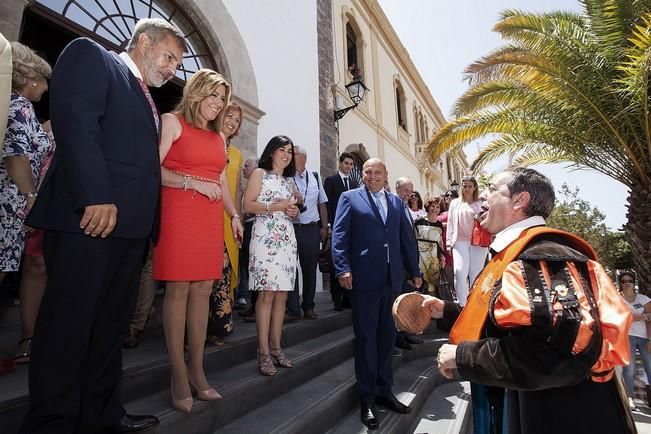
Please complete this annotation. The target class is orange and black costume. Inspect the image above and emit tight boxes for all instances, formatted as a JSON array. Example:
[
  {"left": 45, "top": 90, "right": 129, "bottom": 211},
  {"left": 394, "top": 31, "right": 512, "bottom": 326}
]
[{"left": 442, "top": 228, "right": 633, "bottom": 434}]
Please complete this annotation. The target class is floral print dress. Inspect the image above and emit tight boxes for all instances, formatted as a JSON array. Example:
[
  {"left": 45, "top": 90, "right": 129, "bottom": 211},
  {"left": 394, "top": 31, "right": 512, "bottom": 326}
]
[
  {"left": 0, "top": 93, "right": 53, "bottom": 272},
  {"left": 249, "top": 171, "right": 297, "bottom": 291}
]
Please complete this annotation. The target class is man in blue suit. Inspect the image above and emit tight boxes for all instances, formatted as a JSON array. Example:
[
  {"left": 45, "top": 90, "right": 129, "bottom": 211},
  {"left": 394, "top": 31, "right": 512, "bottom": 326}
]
[
  {"left": 332, "top": 158, "right": 422, "bottom": 430},
  {"left": 22, "top": 19, "right": 185, "bottom": 434}
]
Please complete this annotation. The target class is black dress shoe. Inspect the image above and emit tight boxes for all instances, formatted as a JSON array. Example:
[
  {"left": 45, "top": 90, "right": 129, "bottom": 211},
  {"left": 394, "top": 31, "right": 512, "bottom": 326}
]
[
  {"left": 333, "top": 304, "right": 343, "bottom": 311},
  {"left": 111, "top": 414, "right": 159, "bottom": 433},
  {"left": 376, "top": 394, "right": 411, "bottom": 414},
  {"left": 360, "top": 403, "right": 379, "bottom": 430},
  {"left": 404, "top": 334, "right": 424, "bottom": 345},
  {"left": 122, "top": 328, "right": 141, "bottom": 350},
  {"left": 395, "top": 333, "right": 413, "bottom": 350}
]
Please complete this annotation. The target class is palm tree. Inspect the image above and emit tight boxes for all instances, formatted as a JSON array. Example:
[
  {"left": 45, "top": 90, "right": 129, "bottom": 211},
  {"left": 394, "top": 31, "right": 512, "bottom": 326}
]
[{"left": 428, "top": 0, "right": 651, "bottom": 291}]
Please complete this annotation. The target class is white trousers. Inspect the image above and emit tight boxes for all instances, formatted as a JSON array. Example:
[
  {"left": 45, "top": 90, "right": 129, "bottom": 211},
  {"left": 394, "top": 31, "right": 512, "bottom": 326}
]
[{"left": 452, "top": 240, "right": 489, "bottom": 306}]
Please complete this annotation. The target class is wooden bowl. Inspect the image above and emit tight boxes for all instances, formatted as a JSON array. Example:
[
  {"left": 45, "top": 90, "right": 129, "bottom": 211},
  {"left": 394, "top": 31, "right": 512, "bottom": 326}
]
[{"left": 392, "top": 292, "right": 431, "bottom": 334}]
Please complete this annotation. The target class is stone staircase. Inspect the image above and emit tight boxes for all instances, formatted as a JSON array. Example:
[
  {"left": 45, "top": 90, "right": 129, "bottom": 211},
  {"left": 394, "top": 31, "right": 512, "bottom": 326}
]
[{"left": 0, "top": 292, "right": 471, "bottom": 433}]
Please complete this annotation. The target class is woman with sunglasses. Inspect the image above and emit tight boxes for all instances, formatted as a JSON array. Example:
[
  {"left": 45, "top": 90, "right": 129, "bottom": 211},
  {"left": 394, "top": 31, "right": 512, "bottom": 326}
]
[
  {"left": 620, "top": 270, "right": 651, "bottom": 410},
  {"left": 445, "top": 177, "right": 488, "bottom": 305}
]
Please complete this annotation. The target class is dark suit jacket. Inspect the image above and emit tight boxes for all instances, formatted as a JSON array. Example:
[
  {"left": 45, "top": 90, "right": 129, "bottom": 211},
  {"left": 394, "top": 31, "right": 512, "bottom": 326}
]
[
  {"left": 331, "top": 186, "right": 421, "bottom": 293},
  {"left": 26, "top": 38, "right": 161, "bottom": 239},
  {"left": 323, "top": 173, "right": 359, "bottom": 226}
]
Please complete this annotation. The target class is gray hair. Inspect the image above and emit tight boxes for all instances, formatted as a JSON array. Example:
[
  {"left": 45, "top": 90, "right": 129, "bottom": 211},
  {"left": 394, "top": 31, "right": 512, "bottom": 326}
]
[
  {"left": 395, "top": 176, "right": 413, "bottom": 191},
  {"left": 11, "top": 42, "right": 51, "bottom": 90},
  {"left": 293, "top": 145, "right": 307, "bottom": 156},
  {"left": 245, "top": 156, "right": 259, "bottom": 165},
  {"left": 506, "top": 167, "right": 555, "bottom": 218},
  {"left": 126, "top": 18, "right": 187, "bottom": 53}
]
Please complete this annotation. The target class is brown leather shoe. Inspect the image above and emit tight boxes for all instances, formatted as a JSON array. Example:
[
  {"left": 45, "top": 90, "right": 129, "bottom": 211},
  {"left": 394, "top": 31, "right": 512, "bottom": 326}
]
[
  {"left": 284, "top": 314, "right": 301, "bottom": 323},
  {"left": 243, "top": 313, "right": 256, "bottom": 323},
  {"left": 303, "top": 309, "right": 318, "bottom": 320},
  {"left": 122, "top": 328, "right": 141, "bottom": 349}
]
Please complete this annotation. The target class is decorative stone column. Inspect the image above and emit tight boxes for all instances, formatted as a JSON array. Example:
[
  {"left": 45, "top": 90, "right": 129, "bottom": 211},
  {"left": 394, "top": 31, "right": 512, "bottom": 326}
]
[
  {"left": 317, "top": 0, "right": 338, "bottom": 177},
  {"left": 0, "top": 0, "right": 30, "bottom": 40}
]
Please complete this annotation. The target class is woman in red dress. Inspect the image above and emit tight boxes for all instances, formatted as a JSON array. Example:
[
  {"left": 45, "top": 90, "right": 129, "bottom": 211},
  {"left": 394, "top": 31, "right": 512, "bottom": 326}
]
[{"left": 153, "top": 69, "right": 243, "bottom": 413}]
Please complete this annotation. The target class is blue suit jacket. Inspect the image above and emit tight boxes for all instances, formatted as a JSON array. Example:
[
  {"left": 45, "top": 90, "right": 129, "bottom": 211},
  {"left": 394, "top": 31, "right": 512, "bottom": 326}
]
[
  {"left": 331, "top": 186, "right": 421, "bottom": 293},
  {"left": 26, "top": 38, "right": 161, "bottom": 239}
]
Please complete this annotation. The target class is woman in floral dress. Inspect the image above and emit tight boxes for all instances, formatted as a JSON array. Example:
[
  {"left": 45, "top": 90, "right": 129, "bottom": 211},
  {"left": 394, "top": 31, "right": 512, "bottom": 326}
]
[
  {"left": 243, "top": 135, "right": 299, "bottom": 376},
  {"left": 0, "top": 42, "right": 52, "bottom": 364},
  {"left": 0, "top": 42, "right": 52, "bottom": 282}
]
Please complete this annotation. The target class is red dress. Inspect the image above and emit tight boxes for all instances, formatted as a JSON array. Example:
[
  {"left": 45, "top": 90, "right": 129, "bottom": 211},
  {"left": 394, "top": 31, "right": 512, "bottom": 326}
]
[{"left": 153, "top": 115, "right": 226, "bottom": 281}]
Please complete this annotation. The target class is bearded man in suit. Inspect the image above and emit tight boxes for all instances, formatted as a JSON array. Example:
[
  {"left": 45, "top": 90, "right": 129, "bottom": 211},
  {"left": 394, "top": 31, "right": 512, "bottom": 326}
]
[{"left": 22, "top": 18, "right": 185, "bottom": 434}]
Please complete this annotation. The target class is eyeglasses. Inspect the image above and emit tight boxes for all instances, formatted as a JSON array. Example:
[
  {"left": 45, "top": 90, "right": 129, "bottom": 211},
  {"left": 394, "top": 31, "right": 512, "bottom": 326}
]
[{"left": 620, "top": 279, "right": 634, "bottom": 284}]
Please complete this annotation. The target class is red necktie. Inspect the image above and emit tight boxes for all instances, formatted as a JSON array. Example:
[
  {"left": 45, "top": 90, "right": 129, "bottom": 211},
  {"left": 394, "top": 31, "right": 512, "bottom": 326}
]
[{"left": 137, "top": 78, "right": 160, "bottom": 133}]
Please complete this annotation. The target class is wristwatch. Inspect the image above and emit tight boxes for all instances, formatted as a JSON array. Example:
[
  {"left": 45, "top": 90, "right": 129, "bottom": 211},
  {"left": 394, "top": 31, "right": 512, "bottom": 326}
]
[{"left": 24, "top": 191, "right": 38, "bottom": 199}]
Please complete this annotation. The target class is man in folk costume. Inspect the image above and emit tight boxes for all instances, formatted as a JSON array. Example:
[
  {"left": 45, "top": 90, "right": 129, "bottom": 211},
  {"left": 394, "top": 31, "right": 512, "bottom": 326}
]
[{"left": 423, "top": 167, "right": 633, "bottom": 434}]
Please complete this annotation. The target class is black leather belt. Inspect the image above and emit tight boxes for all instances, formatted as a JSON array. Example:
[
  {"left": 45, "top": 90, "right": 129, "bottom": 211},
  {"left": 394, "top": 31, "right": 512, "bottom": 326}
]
[{"left": 294, "top": 222, "right": 319, "bottom": 226}]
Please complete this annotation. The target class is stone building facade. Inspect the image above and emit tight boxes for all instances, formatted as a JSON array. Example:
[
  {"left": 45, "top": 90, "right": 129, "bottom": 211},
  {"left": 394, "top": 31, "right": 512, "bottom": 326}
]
[{"left": 0, "top": 0, "right": 468, "bottom": 195}]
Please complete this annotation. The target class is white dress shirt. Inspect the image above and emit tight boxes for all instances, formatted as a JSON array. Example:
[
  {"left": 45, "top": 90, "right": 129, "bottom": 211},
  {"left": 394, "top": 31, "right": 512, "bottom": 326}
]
[
  {"left": 294, "top": 169, "right": 328, "bottom": 224},
  {"left": 490, "top": 216, "right": 547, "bottom": 253}
]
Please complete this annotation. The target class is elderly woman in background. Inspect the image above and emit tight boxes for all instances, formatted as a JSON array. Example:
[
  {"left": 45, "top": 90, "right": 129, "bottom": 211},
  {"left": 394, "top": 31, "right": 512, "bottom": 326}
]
[
  {"left": 619, "top": 270, "right": 651, "bottom": 410},
  {"left": 207, "top": 102, "right": 244, "bottom": 346},
  {"left": 414, "top": 197, "right": 445, "bottom": 295},
  {"left": 0, "top": 42, "right": 52, "bottom": 363},
  {"left": 153, "top": 69, "right": 243, "bottom": 413},
  {"left": 445, "top": 176, "right": 488, "bottom": 305}
]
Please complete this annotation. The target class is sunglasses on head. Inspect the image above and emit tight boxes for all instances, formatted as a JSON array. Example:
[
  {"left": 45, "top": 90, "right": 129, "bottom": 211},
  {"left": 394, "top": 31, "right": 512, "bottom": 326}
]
[{"left": 620, "top": 279, "right": 634, "bottom": 284}]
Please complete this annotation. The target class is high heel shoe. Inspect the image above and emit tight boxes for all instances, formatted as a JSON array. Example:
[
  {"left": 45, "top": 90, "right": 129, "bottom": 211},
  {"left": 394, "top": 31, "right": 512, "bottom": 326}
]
[
  {"left": 258, "top": 350, "right": 277, "bottom": 376},
  {"left": 270, "top": 348, "right": 293, "bottom": 368},
  {"left": 170, "top": 377, "right": 193, "bottom": 413},
  {"left": 188, "top": 372, "right": 222, "bottom": 401}
]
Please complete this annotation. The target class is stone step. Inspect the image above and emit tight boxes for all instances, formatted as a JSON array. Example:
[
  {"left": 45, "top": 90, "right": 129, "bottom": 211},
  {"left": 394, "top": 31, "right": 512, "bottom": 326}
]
[
  {"left": 126, "top": 327, "right": 355, "bottom": 434},
  {"left": 328, "top": 341, "right": 461, "bottom": 434},
  {"left": 408, "top": 381, "right": 472, "bottom": 434},
  {"left": 215, "top": 336, "right": 448, "bottom": 434},
  {"left": 0, "top": 293, "right": 352, "bottom": 434},
  {"left": 215, "top": 358, "right": 357, "bottom": 434}
]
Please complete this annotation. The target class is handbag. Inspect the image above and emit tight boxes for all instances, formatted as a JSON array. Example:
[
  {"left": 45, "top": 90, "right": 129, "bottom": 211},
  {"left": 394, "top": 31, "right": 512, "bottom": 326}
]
[
  {"left": 435, "top": 270, "right": 456, "bottom": 332},
  {"left": 318, "top": 236, "right": 332, "bottom": 274},
  {"left": 471, "top": 220, "right": 491, "bottom": 247}
]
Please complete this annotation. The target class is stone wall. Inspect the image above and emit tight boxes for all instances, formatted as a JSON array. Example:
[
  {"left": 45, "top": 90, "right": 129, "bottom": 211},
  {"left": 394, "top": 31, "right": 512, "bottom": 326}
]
[{"left": 317, "top": 0, "right": 338, "bottom": 177}]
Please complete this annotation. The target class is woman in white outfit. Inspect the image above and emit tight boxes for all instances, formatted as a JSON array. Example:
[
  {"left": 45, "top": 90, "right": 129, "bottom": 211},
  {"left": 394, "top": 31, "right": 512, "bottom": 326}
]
[{"left": 445, "top": 176, "right": 488, "bottom": 305}]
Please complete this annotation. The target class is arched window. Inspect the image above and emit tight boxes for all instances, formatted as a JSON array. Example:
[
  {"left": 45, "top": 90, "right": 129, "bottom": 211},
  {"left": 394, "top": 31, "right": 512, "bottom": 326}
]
[
  {"left": 345, "top": 18, "right": 364, "bottom": 76},
  {"left": 395, "top": 80, "right": 406, "bottom": 131},
  {"left": 35, "top": 0, "right": 216, "bottom": 82},
  {"left": 413, "top": 107, "right": 420, "bottom": 142}
]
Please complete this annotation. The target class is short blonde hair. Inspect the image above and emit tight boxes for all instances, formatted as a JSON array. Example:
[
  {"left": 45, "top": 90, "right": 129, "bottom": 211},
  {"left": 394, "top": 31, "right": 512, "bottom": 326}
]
[
  {"left": 11, "top": 42, "right": 51, "bottom": 90},
  {"left": 175, "top": 69, "right": 231, "bottom": 132}
]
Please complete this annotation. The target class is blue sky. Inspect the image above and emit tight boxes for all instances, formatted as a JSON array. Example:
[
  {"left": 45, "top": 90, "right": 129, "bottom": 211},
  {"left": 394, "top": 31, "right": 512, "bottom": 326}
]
[{"left": 378, "top": 0, "right": 629, "bottom": 230}]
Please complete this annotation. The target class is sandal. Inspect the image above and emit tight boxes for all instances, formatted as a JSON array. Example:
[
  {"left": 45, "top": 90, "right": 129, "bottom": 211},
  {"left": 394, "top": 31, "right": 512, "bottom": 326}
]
[
  {"left": 270, "top": 348, "right": 293, "bottom": 368},
  {"left": 14, "top": 337, "right": 32, "bottom": 364},
  {"left": 257, "top": 351, "right": 277, "bottom": 376}
]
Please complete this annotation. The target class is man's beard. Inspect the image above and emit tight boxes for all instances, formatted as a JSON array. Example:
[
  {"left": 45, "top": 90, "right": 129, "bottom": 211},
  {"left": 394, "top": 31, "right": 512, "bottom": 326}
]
[{"left": 143, "top": 56, "right": 170, "bottom": 88}]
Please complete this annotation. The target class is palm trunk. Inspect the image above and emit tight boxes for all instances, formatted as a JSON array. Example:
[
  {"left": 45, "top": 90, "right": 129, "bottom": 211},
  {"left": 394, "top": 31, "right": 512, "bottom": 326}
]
[{"left": 625, "top": 180, "right": 651, "bottom": 294}]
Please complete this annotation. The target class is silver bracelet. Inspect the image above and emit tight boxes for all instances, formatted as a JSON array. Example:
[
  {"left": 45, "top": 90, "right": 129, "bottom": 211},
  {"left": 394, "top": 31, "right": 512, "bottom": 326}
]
[
  {"left": 181, "top": 175, "right": 190, "bottom": 191},
  {"left": 265, "top": 202, "right": 271, "bottom": 213}
]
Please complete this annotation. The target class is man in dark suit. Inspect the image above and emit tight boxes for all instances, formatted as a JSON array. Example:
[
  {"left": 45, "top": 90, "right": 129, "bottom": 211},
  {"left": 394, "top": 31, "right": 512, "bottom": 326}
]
[
  {"left": 22, "top": 19, "right": 186, "bottom": 434},
  {"left": 323, "top": 152, "right": 357, "bottom": 310},
  {"left": 332, "top": 158, "right": 422, "bottom": 430}
]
